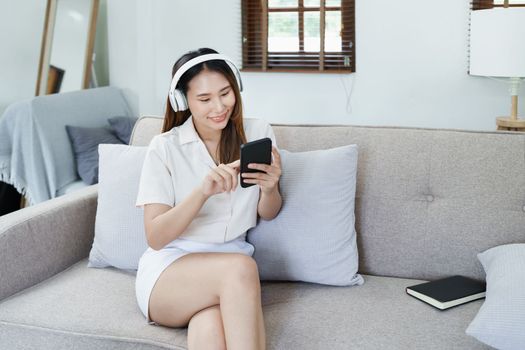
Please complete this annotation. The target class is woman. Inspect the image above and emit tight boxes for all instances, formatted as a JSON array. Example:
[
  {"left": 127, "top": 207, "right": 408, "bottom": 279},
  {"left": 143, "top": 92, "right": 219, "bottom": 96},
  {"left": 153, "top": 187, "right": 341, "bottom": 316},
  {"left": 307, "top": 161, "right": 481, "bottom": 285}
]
[{"left": 135, "top": 47, "right": 282, "bottom": 350}]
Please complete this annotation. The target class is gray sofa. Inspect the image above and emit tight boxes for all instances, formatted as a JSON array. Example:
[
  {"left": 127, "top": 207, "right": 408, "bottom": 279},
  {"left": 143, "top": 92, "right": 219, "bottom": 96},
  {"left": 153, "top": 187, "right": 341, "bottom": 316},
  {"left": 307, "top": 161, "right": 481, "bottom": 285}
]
[{"left": 1, "top": 116, "right": 524, "bottom": 349}]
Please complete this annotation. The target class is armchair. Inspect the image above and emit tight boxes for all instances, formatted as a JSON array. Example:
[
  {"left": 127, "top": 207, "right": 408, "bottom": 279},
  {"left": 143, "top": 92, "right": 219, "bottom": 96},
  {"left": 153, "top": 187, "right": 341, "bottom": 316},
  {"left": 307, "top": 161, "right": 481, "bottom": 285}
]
[{"left": 0, "top": 86, "right": 132, "bottom": 206}]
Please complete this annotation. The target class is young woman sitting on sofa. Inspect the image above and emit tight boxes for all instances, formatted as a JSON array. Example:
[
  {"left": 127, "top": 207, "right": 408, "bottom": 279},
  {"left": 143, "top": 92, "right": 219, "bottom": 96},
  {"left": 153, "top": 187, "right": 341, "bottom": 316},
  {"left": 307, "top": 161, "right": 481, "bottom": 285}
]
[{"left": 135, "top": 47, "right": 282, "bottom": 350}]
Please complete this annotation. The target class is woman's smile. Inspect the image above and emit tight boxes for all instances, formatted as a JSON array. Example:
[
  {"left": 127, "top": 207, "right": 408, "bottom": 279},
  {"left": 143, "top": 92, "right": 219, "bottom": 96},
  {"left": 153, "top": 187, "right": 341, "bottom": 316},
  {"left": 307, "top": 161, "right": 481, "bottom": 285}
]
[{"left": 208, "top": 110, "right": 228, "bottom": 124}]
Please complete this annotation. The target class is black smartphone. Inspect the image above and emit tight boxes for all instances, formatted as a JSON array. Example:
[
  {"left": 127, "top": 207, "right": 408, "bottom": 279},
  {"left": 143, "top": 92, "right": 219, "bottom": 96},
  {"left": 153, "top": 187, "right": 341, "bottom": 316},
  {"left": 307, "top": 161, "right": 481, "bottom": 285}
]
[{"left": 240, "top": 137, "right": 272, "bottom": 188}]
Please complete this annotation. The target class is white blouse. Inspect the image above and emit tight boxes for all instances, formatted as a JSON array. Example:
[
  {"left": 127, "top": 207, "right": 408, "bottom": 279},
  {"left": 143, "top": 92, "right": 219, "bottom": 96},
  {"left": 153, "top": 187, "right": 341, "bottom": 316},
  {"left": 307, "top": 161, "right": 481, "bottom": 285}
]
[{"left": 135, "top": 116, "right": 277, "bottom": 245}]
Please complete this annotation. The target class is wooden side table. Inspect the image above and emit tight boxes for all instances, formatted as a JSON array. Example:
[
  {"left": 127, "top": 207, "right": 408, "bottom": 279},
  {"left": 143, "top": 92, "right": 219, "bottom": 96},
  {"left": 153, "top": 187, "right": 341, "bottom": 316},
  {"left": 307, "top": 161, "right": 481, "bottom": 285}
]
[
  {"left": 496, "top": 117, "right": 525, "bottom": 132},
  {"left": 496, "top": 94, "right": 525, "bottom": 131}
]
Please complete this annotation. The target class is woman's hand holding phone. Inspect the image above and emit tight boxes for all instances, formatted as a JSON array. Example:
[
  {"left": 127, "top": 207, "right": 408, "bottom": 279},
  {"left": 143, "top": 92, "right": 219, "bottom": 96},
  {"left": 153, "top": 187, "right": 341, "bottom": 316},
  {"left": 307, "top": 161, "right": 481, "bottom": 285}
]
[
  {"left": 241, "top": 146, "right": 282, "bottom": 194},
  {"left": 200, "top": 160, "right": 240, "bottom": 197}
]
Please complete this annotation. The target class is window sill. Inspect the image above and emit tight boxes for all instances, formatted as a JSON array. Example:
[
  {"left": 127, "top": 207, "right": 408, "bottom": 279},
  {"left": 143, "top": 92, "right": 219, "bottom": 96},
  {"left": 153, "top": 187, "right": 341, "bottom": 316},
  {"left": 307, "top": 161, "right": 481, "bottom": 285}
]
[{"left": 240, "top": 68, "right": 354, "bottom": 74}]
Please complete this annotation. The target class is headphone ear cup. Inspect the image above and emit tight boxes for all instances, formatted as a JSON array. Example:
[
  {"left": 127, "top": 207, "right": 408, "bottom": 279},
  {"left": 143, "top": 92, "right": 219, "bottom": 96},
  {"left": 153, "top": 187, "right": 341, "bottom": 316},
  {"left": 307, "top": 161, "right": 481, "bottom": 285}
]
[
  {"left": 174, "top": 89, "right": 188, "bottom": 111},
  {"left": 224, "top": 61, "right": 243, "bottom": 92}
]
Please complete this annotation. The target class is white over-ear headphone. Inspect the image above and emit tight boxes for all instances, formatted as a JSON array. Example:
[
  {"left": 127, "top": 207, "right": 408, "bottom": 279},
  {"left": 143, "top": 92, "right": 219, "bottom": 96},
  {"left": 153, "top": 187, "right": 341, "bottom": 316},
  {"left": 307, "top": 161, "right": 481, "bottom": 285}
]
[{"left": 168, "top": 53, "right": 243, "bottom": 112}]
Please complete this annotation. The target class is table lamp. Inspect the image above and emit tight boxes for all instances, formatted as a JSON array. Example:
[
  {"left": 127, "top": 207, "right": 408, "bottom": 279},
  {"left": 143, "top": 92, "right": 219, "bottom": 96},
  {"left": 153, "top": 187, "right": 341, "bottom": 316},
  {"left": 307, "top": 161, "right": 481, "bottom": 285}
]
[{"left": 469, "top": 5, "right": 525, "bottom": 131}]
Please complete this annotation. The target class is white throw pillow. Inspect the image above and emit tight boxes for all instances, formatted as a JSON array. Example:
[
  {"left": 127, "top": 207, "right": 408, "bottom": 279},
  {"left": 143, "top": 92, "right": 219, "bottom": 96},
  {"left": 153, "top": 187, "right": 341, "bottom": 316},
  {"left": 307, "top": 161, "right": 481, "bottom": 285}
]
[
  {"left": 88, "top": 144, "right": 149, "bottom": 270},
  {"left": 466, "top": 243, "right": 525, "bottom": 350},
  {"left": 247, "top": 145, "right": 364, "bottom": 287}
]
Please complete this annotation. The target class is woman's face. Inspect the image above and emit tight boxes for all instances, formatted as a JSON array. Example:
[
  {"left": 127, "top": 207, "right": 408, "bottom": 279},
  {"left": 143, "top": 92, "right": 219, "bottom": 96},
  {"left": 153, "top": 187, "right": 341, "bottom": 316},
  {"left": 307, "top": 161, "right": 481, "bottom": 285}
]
[{"left": 186, "top": 69, "right": 236, "bottom": 136}]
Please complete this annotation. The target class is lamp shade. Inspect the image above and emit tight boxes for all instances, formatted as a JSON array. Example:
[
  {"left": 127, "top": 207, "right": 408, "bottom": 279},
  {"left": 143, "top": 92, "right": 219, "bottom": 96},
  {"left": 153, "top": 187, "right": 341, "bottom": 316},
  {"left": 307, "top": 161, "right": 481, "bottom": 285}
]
[{"left": 469, "top": 8, "right": 525, "bottom": 77}]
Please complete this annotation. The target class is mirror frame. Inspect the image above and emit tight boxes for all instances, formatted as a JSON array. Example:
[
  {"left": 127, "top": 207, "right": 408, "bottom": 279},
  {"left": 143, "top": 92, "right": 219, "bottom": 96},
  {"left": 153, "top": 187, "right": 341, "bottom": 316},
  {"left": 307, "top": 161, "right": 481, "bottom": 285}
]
[{"left": 35, "top": 0, "right": 99, "bottom": 96}]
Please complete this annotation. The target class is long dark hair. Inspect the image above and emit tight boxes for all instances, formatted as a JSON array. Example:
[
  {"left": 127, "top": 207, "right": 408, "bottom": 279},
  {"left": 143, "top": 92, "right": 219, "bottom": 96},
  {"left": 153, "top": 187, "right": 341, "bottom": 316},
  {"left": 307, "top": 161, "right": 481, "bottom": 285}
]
[{"left": 163, "top": 48, "right": 247, "bottom": 164}]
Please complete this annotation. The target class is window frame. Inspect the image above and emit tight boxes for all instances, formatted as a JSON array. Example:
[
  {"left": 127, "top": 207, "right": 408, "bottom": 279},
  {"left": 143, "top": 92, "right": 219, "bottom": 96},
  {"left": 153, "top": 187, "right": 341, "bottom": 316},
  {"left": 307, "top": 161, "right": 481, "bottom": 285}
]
[{"left": 242, "top": 0, "right": 355, "bottom": 73}]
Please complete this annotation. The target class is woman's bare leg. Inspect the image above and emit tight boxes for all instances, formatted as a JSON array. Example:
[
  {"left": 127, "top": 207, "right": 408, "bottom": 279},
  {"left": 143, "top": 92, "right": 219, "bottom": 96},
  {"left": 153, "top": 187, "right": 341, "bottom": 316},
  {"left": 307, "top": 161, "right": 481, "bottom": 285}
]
[
  {"left": 187, "top": 305, "right": 226, "bottom": 350},
  {"left": 148, "top": 252, "right": 265, "bottom": 350},
  {"left": 218, "top": 254, "right": 265, "bottom": 349}
]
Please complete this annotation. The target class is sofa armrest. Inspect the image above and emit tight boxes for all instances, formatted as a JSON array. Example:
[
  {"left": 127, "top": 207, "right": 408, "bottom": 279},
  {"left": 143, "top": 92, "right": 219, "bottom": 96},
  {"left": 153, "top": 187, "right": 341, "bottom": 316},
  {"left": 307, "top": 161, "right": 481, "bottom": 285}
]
[{"left": 0, "top": 185, "right": 98, "bottom": 301}]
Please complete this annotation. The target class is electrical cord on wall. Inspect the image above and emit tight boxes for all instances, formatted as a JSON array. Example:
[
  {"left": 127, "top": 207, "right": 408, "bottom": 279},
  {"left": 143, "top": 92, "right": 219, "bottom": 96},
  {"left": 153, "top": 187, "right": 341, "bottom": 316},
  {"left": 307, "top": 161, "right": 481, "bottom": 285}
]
[{"left": 339, "top": 73, "right": 355, "bottom": 115}]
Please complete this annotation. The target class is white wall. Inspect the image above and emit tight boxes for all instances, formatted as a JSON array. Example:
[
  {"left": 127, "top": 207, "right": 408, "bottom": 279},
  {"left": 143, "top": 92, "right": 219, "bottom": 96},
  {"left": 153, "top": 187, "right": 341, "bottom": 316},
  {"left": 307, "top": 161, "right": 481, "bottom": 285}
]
[
  {"left": 107, "top": 0, "right": 139, "bottom": 115},
  {"left": 0, "top": 0, "right": 47, "bottom": 116},
  {"left": 107, "top": 0, "right": 525, "bottom": 131}
]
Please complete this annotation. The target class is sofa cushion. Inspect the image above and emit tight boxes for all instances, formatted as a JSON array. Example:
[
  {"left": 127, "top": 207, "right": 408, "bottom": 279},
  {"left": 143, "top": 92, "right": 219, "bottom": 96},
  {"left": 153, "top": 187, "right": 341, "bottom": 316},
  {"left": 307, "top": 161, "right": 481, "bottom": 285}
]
[
  {"left": 0, "top": 259, "right": 490, "bottom": 350},
  {"left": 0, "top": 260, "right": 185, "bottom": 350},
  {"left": 66, "top": 125, "right": 124, "bottom": 185},
  {"left": 466, "top": 243, "right": 525, "bottom": 350},
  {"left": 247, "top": 145, "right": 363, "bottom": 286},
  {"left": 88, "top": 144, "right": 149, "bottom": 270},
  {"left": 108, "top": 116, "right": 138, "bottom": 144}
]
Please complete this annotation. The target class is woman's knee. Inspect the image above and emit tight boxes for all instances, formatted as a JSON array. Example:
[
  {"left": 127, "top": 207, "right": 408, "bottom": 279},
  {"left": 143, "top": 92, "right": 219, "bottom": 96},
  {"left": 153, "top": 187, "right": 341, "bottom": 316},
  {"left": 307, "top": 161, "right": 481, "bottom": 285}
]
[
  {"left": 187, "top": 305, "right": 226, "bottom": 350},
  {"left": 224, "top": 254, "right": 260, "bottom": 290}
]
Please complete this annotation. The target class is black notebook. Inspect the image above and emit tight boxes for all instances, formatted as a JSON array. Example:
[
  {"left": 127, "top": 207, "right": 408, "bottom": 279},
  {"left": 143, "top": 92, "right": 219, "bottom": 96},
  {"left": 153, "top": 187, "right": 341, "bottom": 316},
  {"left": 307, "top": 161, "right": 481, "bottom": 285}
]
[{"left": 406, "top": 275, "right": 486, "bottom": 310}]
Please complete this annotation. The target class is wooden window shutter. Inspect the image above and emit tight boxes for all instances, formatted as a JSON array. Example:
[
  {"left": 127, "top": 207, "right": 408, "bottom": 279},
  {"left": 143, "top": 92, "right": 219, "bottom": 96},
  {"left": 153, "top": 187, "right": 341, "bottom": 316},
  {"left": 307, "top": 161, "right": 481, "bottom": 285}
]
[
  {"left": 242, "top": 0, "right": 355, "bottom": 73},
  {"left": 472, "top": 0, "right": 525, "bottom": 10},
  {"left": 471, "top": 0, "right": 495, "bottom": 10},
  {"left": 242, "top": 0, "right": 265, "bottom": 70}
]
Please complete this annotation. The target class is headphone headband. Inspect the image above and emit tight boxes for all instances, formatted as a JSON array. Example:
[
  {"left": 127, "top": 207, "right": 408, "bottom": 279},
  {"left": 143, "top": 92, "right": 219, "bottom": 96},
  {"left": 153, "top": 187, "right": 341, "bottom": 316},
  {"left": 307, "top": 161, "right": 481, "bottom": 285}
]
[{"left": 168, "top": 53, "right": 243, "bottom": 112}]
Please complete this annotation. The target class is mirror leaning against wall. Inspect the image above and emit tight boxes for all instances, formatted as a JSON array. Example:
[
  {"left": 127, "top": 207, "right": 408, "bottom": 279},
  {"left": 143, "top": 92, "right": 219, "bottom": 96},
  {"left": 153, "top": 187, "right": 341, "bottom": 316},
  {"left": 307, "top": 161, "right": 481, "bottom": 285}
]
[{"left": 36, "top": 0, "right": 99, "bottom": 95}]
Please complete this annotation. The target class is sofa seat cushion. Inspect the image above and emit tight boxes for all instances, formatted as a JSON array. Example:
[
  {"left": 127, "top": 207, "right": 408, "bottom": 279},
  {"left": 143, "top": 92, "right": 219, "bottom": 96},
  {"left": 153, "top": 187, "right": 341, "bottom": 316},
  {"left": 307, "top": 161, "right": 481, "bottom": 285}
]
[
  {"left": 262, "top": 277, "right": 491, "bottom": 350},
  {"left": 0, "top": 260, "right": 186, "bottom": 350},
  {"left": 0, "top": 260, "right": 491, "bottom": 350}
]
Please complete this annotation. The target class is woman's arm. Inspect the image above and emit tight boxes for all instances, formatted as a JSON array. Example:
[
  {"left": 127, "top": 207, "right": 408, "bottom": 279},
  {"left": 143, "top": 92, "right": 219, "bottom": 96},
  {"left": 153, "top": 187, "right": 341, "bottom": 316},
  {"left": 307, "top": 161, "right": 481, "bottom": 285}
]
[
  {"left": 242, "top": 147, "right": 283, "bottom": 221},
  {"left": 257, "top": 186, "right": 282, "bottom": 220},
  {"left": 144, "top": 187, "right": 208, "bottom": 250},
  {"left": 144, "top": 160, "right": 241, "bottom": 250}
]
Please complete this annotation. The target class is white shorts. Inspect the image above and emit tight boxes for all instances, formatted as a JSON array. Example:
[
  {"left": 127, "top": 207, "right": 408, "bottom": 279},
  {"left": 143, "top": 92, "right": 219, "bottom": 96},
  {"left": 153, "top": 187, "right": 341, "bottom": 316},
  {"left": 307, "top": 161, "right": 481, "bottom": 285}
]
[{"left": 135, "top": 236, "right": 255, "bottom": 324}]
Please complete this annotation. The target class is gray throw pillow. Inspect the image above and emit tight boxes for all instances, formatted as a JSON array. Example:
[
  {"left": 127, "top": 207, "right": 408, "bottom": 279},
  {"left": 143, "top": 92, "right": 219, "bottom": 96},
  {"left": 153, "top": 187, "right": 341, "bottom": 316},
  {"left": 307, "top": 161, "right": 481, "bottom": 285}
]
[
  {"left": 247, "top": 145, "right": 364, "bottom": 287},
  {"left": 108, "top": 116, "right": 138, "bottom": 144},
  {"left": 466, "top": 243, "right": 525, "bottom": 350},
  {"left": 66, "top": 125, "right": 124, "bottom": 185}
]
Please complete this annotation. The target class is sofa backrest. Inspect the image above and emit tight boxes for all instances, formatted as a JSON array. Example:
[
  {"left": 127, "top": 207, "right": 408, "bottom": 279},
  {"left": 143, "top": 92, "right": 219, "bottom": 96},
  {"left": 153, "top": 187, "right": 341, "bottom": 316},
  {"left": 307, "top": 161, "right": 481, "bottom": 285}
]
[{"left": 131, "top": 116, "right": 525, "bottom": 281}]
